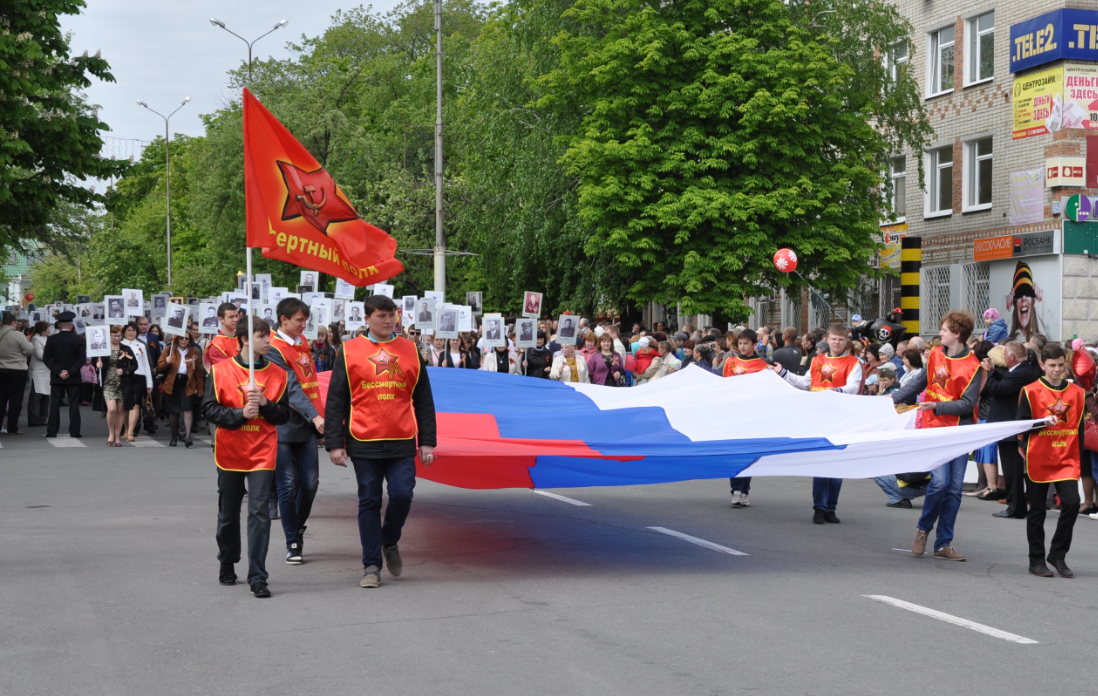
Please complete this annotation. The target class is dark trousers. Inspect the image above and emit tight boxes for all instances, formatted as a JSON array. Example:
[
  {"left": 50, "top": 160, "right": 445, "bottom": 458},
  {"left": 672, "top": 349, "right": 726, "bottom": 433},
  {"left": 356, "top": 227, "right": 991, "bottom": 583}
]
[
  {"left": 812, "top": 477, "right": 842, "bottom": 512},
  {"left": 0, "top": 368, "right": 28, "bottom": 432},
  {"left": 351, "top": 456, "right": 416, "bottom": 569},
  {"left": 999, "top": 439, "right": 1028, "bottom": 516},
  {"left": 275, "top": 437, "right": 320, "bottom": 545},
  {"left": 26, "top": 386, "right": 47, "bottom": 426},
  {"left": 216, "top": 467, "right": 274, "bottom": 587},
  {"left": 47, "top": 384, "right": 81, "bottom": 437},
  {"left": 729, "top": 477, "right": 752, "bottom": 494},
  {"left": 1027, "top": 476, "right": 1080, "bottom": 564}
]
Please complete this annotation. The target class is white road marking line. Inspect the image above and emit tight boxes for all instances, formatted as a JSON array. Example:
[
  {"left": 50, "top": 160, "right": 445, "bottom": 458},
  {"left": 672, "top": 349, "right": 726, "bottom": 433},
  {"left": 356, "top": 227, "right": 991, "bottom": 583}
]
[
  {"left": 47, "top": 436, "right": 86, "bottom": 448},
  {"left": 647, "top": 527, "right": 749, "bottom": 556},
  {"left": 532, "top": 490, "right": 592, "bottom": 507},
  {"left": 891, "top": 548, "right": 914, "bottom": 553},
  {"left": 128, "top": 439, "right": 165, "bottom": 448},
  {"left": 864, "top": 595, "right": 1038, "bottom": 644}
]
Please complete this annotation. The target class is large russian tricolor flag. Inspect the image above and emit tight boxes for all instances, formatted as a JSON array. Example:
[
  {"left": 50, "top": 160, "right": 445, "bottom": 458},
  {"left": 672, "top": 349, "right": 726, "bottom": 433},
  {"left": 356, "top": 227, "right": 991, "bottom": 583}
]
[{"left": 411, "top": 365, "right": 1040, "bottom": 490}]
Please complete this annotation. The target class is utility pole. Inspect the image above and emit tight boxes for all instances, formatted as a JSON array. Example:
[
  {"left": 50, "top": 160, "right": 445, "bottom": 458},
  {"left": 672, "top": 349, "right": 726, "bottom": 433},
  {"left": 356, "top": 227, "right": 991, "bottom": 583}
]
[{"left": 433, "top": 0, "right": 446, "bottom": 297}]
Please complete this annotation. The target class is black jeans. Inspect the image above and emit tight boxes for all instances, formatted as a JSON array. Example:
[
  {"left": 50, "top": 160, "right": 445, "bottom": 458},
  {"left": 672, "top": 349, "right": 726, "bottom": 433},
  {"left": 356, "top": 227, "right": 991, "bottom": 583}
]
[
  {"left": 47, "top": 384, "right": 81, "bottom": 437},
  {"left": 216, "top": 467, "right": 274, "bottom": 587},
  {"left": 350, "top": 456, "right": 416, "bottom": 569},
  {"left": 999, "top": 439, "right": 1028, "bottom": 516},
  {"left": 1027, "top": 476, "right": 1080, "bottom": 564},
  {"left": 0, "top": 368, "right": 28, "bottom": 432}
]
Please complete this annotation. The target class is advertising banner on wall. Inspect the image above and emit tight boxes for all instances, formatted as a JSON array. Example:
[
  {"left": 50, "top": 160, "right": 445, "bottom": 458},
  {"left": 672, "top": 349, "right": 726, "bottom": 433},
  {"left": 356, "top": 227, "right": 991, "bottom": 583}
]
[
  {"left": 1013, "top": 65, "right": 1064, "bottom": 139},
  {"left": 880, "top": 224, "right": 907, "bottom": 269},
  {"left": 1009, "top": 168, "right": 1045, "bottom": 223},
  {"left": 987, "top": 255, "right": 1062, "bottom": 341},
  {"left": 1063, "top": 64, "right": 1098, "bottom": 129},
  {"left": 1010, "top": 9, "right": 1098, "bottom": 73}
]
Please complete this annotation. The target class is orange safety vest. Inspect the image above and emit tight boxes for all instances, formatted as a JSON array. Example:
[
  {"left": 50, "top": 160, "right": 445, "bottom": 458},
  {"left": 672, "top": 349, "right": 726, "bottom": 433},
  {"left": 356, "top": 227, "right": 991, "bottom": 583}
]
[
  {"left": 343, "top": 335, "right": 422, "bottom": 443},
  {"left": 269, "top": 333, "right": 324, "bottom": 417},
  {"left": 809, "top": 354, "right": 860, "bottom": 392},
  {"left": 723, "top": 354, "right": 769, "bottom": 377},
  {"left": 923, "top": 347, "right": 981, "bottom": 428},
  {"left": 210, "top": 358, "right": 288, "bottom": 472},
  {"left": 204, "top": 333, "right": 239, "bottom": 370},
  {"left": 1022, "top": 379, "right": 1085, "bottom": 483}
]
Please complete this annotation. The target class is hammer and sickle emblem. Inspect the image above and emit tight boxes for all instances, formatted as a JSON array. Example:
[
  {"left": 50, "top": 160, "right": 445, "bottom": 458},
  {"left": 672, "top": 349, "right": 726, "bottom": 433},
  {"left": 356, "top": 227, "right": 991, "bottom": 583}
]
[{"left": 296, "top": 185, "right": 326, "bottom": 216}]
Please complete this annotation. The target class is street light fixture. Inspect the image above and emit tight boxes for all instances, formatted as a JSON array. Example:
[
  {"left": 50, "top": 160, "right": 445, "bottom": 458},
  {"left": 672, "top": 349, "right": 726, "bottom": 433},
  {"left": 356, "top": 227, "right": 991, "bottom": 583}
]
[
  {"left": 137, "top": 96, "right": 190, "bottom": 287},
  {"left": 209, "top": 18, "right": 288, "bottom": 84}
]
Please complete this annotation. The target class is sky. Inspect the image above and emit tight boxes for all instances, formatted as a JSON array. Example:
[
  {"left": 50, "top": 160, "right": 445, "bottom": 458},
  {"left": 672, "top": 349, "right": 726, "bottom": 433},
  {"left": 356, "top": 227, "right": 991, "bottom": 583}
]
[{"left": 61, "top": 0, "right": 403, "bottom": 161}]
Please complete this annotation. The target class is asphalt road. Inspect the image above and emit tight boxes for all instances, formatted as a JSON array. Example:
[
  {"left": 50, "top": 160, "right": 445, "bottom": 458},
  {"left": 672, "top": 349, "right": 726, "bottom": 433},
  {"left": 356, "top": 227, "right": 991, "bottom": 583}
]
[{"left": 3, "top": 406, "right": 1097, "bottom": 696}]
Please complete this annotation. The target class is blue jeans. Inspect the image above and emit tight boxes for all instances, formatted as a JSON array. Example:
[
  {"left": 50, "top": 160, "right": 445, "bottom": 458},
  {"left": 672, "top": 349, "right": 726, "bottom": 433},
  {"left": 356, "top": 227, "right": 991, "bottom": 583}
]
[
  {"left": 917, "top": 453, "right": 967, "bottom": 550},
  {"left": 874, "top": 475, "right": 927, "bottom": 504},
  {"left": 275, "top": 436, "right": 320, "bottom": 546},
  {"left": 729, "top": 477, "right": 751, "bottom": 494},
  {"left": 351, "top": 456, "right": 417, "bottom": 569},
  {"left": 812, "top": 477, "right": 842, "bottom": 512}
]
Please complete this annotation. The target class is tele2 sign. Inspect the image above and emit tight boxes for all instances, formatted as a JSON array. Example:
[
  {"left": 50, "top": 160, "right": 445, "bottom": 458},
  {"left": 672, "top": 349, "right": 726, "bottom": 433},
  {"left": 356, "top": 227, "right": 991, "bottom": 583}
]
[{"left": 1011, "top": 9, "right": 1098, "bottom": 73}]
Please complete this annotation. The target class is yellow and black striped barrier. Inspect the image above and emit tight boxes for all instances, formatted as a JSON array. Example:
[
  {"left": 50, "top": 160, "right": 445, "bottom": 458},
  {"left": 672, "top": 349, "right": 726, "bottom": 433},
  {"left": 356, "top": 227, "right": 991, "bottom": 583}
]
[{"left": 900, "top": 236, "right": 920, "bottom": 336}]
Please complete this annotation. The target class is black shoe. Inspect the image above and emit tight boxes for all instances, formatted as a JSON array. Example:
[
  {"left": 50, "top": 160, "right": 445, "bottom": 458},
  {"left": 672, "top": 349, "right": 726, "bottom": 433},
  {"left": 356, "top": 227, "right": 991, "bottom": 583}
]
[
  {"left": 185, "top": 438, "right": 193, "bottom": 448},
  {"left": 887, "top": 499, "right": 913, "bottom": 509},
  {"left": 824, "top": 512, "right": 841, "bottom": 523},
  {"left": 251, "top": 582, "right": 272, "bottom": 598},
  {"left": 70, "top": 434, "right": 81, "bottom": 438},
  {"left": 219, "top": 562, "right": 238, "bottom": 585},
  {"left": 45, "top": 433, "right": 56, "bottom": 438},
  {"left": 812, "top": 510, "right": 826, "bottom": 524},
  {"left": 1080, "top": 505, "right": 1098, "bottom": 516},
  {"left": 169, "top": 438, "right": 177, "bottom": 447},
  {"left": 978, "top": 488, "right": 1005, "bottom": 501},
  {"left": 1048, "top": 557, "right": 1074, "bottom": 578},
  {"left": 286, "top": 541, "right": 303, "bottom": 565},
  {"left": 1029, "top": 563, "right": 1054, "bottom": 578},
  {"left": 993, "top": 509, "right": 1024, "bottom": 519}
]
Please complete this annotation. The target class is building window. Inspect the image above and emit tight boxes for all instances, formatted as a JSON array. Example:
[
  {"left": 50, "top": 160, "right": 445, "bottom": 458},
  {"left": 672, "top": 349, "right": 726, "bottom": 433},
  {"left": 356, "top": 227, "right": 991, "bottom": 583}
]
[
  {"left": 889, "top": 156, "right": 906, "bottom": 220},
  {"left": 887, "top": 42, "right": 909, "bottom": 86},
  {"left": 929, "top": 25, "right": 955, "bottom": 96},
  {"left": 927, "top": 146, "right": 953, "bottom": 215},
  {"left": 967, "top": 12, "right": 994, "bottom": 84},
  {"left": 964, "top": 138, "right": 993, "bottom": 210},
  {"left": 961, "top": 263, "right": 990, "bottom": 333},
  {"left": 922, "top": 266, "right": 952, "bottom": 333}
]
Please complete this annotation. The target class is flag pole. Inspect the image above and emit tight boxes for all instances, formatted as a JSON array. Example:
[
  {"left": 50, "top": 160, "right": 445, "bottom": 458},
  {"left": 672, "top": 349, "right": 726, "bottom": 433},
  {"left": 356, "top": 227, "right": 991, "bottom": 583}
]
[{"left": 247, "top": 246, "right": 255, "bottom": 386}]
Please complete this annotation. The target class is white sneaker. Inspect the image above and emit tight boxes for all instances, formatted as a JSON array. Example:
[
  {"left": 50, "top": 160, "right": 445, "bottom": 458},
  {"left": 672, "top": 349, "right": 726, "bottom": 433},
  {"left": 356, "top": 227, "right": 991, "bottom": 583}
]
[
  {"left": 738, "top": 493, "right": 751, "bottom": 507},
  {"left": 1089, "top": 512, "right": 1098, "bottom": 520},
  {"left": 730, "top": 491, "right": 742, "bottom": 507}
]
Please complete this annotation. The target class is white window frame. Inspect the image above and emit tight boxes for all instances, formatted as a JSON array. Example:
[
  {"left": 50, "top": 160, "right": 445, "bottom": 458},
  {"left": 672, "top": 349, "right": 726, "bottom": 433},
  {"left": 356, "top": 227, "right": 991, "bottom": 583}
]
[
  {"left": 962, "top": 135, "right": 993, "bottom": 212},
  {"left": 965, "top": 11, "right": 995, "bottom": 87},
  {"left": 925, "top": 146, "right": 954, "bottom": 218},
  {"left": 885, "top": 42, "right": 909, "bottom": 87},
  {"left": 927, "top": 25, "right": 956, "bottom": 97},
  {"left": 888, "top": 156, "right": 907, "bottom": 222}
]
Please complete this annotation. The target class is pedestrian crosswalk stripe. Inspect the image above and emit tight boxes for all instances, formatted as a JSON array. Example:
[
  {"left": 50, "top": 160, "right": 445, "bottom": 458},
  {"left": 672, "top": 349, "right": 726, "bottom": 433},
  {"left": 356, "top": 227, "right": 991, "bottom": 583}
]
[
  {"left": 129, "top": 439, "right": 165, "bottom": 448},
  {"left": 47, "top": 436, "right": 86, "bottom": 448}
]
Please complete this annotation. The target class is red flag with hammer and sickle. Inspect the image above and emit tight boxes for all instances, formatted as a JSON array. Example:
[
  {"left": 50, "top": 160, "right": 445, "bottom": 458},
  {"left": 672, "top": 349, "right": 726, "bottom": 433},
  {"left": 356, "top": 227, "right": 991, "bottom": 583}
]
[{"left": 243, "top": 88, "right": 403, "bottom": 286}]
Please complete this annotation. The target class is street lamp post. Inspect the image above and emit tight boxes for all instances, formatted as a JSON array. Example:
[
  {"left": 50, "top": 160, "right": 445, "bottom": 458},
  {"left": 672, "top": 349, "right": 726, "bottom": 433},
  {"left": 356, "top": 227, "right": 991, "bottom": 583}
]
[
  {"left": 209, "top": 17, "right": 287, "bottom": 382},
  {"left": 136, "top": 96, "right": 190, "bottom": 287}
]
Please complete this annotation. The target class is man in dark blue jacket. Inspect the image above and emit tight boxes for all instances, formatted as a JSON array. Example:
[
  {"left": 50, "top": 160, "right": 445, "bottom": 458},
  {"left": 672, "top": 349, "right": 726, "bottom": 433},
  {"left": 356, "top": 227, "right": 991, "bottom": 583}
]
[{"left": 43, "top": 312, "right": 85, "bottom": 438}]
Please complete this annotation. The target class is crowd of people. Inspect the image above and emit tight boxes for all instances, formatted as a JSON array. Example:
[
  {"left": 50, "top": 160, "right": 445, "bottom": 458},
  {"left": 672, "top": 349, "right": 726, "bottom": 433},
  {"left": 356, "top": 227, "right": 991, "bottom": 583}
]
[{"left": 0, "top": 294, "right": 1091, "bottom": 590}]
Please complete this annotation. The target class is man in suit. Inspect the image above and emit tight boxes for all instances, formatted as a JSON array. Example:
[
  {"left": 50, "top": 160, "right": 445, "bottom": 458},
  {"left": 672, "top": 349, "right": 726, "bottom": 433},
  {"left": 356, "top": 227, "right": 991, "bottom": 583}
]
[
  {"left": 982, "top": 341, "right": 1041, "bottom": 519},
  {"left": 418, "top": 302, "right": 432, "bottom": 323},
  {"left": 43, "top": 311, "right": 86, "bottom": 438},
  {"left": 486, "top": 320, "right": 501, "bottom": 340}
]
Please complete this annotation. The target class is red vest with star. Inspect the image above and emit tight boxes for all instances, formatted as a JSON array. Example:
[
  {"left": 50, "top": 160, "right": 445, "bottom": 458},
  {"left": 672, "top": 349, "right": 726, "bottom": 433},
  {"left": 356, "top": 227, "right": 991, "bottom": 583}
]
[
  {"left": 210, "top": 358, "right": 288, "bottom": 472},
  {"left": 1022, "top": 379, "right": 1084, "bottom": 482},
  {"left": 809, "top": 354, "right": 860, "bottom": 392},
  {"left": 204, "top": 333, "right": 239, "bottom": 371},
  {"left": 269, "top": 333, "right": 324, "bottom": 417},
  {"left": 343, "top": 336, "right": 422, "bottom": 443},
  {"left": 723, "top": 354, "right": 769, "bottom": 377},
  {"left": 922, "top": 346, "right": 981, "bottom": 428}
]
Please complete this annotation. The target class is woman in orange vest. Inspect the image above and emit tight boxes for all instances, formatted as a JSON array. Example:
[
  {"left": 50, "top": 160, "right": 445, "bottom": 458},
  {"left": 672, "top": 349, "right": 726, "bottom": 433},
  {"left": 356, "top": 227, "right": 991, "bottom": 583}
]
[
  {"left": 891, "top": 310, "right": 983, "bottom": 562},
  {"left": 201, "top": 318, "right": 291, "bottom": 599},
  {"left": 1016, "top": 343, "right": 1085, "bottom": 578},
  {"left": 325, "top": 294, "right": 437, "bottom": 589},
  {"left": 725, "top": 328, "right": 770, "bottom": 508},
  {"left": 772, "top": 326, "right": 862, "bottom": 524}
]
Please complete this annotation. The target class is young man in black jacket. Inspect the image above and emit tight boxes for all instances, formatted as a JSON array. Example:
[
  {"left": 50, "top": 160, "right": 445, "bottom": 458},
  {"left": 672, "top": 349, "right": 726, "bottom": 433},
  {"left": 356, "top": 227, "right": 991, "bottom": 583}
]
[
  {"left": 43, "top": 311, "right": 86, "bottom": 438},
  {"left": 325, "top": 295, "right": 437, "bottom": 588},
  {"left": 981, "top": 341, "right": 1041, "bottom": 518}
]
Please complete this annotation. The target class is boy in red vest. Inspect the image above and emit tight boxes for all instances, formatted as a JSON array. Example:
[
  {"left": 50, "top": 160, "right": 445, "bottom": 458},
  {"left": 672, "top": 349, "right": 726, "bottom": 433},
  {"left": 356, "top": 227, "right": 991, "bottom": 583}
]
[
  {"left": 1016, "top": 343, "right": 1085, "bottom": 578},
  {"left": 325, "top": 295, "right": 437, "bottom": 589},
  {"left": 725, "top": 328, "right": 769, "bottom": 507},
  {"left": 773, "top": 326, "right": 862, "bottom": 523},
  {"left": 202, "top": 318, "right": 292, "bottom": 598},
  {"left": 891, "top": 310, "right": 983, "bottom": 562},
  {"left": 203, "top": 302, "right": 239, "bottom": 370}
]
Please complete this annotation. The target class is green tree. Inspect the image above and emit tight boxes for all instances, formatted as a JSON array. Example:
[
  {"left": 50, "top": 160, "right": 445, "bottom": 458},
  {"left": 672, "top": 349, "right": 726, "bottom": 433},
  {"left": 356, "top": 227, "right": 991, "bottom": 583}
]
[
  {"left": 0, "top": 0, "right": 128, "bottom": 252},
  {"left": 542, "top": 0, "right": 931, "bottom": 320}
]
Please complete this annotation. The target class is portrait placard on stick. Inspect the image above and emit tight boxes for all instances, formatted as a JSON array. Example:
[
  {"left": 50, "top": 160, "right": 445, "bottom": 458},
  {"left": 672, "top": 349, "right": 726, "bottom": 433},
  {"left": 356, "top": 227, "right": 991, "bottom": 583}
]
[
  {"left": 436, "top": 308, "right": 459, "bottom": 339},
  {"left": 466, "top": 291, "right": 483, "bottom": 315},
  {"left": 345, "top": 301, "right": 366, "bottom": 331},
  {"left": 415, "top": 297, "right": 436, "bottom": 331},
  {"left": 334, "top": 277, "right": 356, "bottom": 300},
  {"left": 557, "top": 314, "right": 578, "bottom": 342},
  {"left": 85, "top": 325, "right": 111, "bottom": 357},
  {"left": 522, "top": 291, "right": 542, "bottom": 318},
  {"left": 104, "top": 296, "right": 126, "bottom": 326},
  {"left": 198, "top": 303, "right": 219, "bottom": 334},
  {"left": 514, "top": 317, "right": 537, "bottom": 349},
  {"left": 481, "top": 314, "right": 505, "bottom": 348},
  {"left": 122, "top": 289, "right": 144, "bottom": 317},
  {"left": 163, "top": 303, "right": 190, "bottom": 337}
]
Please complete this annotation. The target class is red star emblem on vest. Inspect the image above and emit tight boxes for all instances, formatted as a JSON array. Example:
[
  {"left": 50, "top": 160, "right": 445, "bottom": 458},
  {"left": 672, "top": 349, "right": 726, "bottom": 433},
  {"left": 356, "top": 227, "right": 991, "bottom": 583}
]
[
  {"left": 277, "top": 161, "right": 359, "bottom": 235},
  {"left": 369, "top": 347, "right": 405, "bottom": 380},
  {"left": 732, "top": 363, "right": 747, "bottom": 376},
  {"left": 1046, "top": 398, "right": 1070, "bottom": 425},
  {"left": 818, "top": 362, "right": 837, "bottom": 384},
  {"left": 930, "top": 364, "right": 951, "bottom": 390},
  {"left": 294, "top": 350, "right": 314, "bottom": 379},
  {"left": 236, "top": 381, "right": 266, "bottom": 401}
]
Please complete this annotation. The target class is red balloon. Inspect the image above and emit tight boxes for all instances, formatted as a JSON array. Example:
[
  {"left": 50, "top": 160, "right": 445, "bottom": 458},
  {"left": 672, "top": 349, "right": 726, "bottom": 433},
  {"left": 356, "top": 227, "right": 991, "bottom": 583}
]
[
  {"left": 24, "top": 292, "right": 34, "bottom": 302},
  {"left": 773, "top": 248, "right": 798, "bottom": 273},
  {"left": 1072, "top": 341, "right": 1096, "bottom": 391}
]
